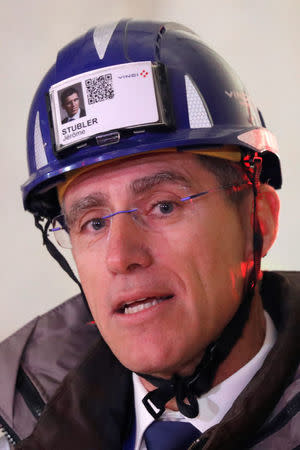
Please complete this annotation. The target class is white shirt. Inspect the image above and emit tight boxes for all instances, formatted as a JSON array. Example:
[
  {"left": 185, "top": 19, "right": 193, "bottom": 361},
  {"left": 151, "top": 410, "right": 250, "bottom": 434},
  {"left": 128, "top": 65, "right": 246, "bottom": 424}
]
[
  {"left": 67, "top": 108, "right": 82, "bottom": 121},
  {"left": 133, "top": 311, "right": 277, "bottom": 450}
]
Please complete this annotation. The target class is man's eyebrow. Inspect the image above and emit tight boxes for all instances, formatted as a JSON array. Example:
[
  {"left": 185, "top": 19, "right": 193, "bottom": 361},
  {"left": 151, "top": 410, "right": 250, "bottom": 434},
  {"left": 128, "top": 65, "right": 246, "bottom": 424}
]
[
  {"left": 65, "top": 192, "right": 108, "bottom": 227},
  {"left": 130, "top": 171, "right": 192, "bottom": 194},
  {"left": 64, "top": 171, "right": 191, "bottom": 225}
]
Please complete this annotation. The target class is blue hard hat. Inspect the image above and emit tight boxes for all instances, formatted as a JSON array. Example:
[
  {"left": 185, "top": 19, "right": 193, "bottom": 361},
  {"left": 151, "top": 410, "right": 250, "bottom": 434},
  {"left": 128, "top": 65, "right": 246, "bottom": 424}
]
[{"left": 22, "top": 19, "right": 281, "bottom": 218}]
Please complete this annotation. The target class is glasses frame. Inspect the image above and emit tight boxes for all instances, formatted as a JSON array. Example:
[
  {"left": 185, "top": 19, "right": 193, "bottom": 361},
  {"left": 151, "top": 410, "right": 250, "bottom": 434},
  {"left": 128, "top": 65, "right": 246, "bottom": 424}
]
[{"left": 49, "top": 182, "right": 251, "bottom": 249}]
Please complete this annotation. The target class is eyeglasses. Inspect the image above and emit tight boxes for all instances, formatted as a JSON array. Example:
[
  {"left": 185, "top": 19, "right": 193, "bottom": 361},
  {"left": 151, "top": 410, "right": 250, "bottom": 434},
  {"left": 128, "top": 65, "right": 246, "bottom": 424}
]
[{"left": 49, "top": 182, "right": 250, "bottom": 249}]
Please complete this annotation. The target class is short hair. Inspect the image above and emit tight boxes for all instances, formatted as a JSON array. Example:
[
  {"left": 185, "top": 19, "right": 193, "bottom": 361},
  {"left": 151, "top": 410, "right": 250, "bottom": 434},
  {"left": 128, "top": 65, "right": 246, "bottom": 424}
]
[
  {"left": 197, "top": 154, "right": 251, "bottom": 206},
  {"left": 60, "top": 87, "right": 79, "bottom": 106}
]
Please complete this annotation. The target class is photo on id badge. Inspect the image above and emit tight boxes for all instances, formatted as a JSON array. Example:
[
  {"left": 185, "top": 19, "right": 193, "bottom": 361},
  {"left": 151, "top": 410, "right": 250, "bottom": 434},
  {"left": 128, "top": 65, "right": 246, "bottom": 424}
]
[{"left": 59, "top": 82, "right": 86, "bottom": 124}]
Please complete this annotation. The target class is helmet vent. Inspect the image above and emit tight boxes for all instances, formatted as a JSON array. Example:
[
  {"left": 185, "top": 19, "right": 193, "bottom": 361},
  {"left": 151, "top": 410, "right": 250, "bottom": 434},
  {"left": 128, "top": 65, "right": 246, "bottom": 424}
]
[
  {"left": 184, "top": 75, "right": 212, "bottom": 129},
  {"left": 93, "top": 21, "right": 118, "bottom": 60},
  {"left": 34, "top": 111, "right": 48, "bottom": 170}
]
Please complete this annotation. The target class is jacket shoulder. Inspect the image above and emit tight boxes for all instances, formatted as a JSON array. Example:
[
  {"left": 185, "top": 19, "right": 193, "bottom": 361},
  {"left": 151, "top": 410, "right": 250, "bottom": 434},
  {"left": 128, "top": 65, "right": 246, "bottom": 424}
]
[
  {"left": 0, "top": 295, "right": 100, "bottom": 443},
  {"left": 251, "top": 365, "right": 300, "bottom": 449}
]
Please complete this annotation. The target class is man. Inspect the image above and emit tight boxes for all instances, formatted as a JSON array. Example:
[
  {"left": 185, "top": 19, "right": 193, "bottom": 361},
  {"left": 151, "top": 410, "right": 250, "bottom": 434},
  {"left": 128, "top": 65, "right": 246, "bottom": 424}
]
[
  {"left": 0, "top": 19, "right": 299, "bottom": 450},
  {"left": 60, "top": 86, "right": 86, "bottom": 123}
]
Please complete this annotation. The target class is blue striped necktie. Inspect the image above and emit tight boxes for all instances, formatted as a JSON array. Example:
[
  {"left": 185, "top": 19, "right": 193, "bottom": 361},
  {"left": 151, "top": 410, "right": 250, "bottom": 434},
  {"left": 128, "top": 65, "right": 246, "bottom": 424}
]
[{"left": 144, "top": 420, "right": 201, "bottom": 449}]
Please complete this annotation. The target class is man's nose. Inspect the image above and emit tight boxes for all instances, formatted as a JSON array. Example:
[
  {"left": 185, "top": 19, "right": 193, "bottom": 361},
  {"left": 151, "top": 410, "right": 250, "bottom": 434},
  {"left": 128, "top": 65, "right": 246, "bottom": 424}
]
[{"left": 105, "top": 213, "right": 153, "bottom": 274}]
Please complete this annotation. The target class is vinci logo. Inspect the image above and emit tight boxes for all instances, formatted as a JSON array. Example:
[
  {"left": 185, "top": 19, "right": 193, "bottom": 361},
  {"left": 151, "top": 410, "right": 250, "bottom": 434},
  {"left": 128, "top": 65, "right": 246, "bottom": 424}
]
[{"left": 118, "top": 70, "right": 149, "bottom": 80}]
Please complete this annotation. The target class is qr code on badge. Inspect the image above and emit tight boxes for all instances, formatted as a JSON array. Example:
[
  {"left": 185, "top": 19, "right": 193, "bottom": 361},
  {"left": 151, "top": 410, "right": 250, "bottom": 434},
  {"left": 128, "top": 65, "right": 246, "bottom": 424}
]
[{"left": 85, "top": 73, "right": 114, "bottom": 105}]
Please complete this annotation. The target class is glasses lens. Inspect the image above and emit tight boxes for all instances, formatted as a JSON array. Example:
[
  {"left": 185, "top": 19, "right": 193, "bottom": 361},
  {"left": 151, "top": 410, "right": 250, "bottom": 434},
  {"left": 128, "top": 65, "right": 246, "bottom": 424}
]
[{"left": 51, "top": 216, "right": 72, "bottom": 249}]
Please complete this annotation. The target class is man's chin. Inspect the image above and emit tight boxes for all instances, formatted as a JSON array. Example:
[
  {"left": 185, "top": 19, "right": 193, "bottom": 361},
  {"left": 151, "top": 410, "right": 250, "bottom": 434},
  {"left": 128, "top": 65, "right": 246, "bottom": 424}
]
[
  {"left": 118, "top": 350, "right": 206, "bottom": 380},
  {"left": 118, "top": 355, "right": 173, "bottom": 378},
  {"left": 119, "top": 356, "right": 184, "bottom": 379}
]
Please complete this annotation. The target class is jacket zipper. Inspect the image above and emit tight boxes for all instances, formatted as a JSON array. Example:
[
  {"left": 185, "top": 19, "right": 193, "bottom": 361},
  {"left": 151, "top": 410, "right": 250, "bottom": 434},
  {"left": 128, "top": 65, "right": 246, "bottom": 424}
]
[
  {"left": 0, "top": 414, "right": 19, "bottom": 446},
  {"left": 16, "top": 367, "right": 46, "bottom": 419},
  {"left": 188, "top": 438, "right": 200, "bottom": 449},
  {"left": 188, "top": 435, "right": 209, "bottom": 449},
  {"left": 0, "top": 368, "right": 46, "bottom": 447}
]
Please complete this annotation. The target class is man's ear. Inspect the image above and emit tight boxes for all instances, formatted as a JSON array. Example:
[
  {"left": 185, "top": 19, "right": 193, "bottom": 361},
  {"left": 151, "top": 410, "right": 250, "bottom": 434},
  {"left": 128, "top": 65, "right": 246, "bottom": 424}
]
[{"left": 256, "top": 184, "right": 280, "bottom": 257}]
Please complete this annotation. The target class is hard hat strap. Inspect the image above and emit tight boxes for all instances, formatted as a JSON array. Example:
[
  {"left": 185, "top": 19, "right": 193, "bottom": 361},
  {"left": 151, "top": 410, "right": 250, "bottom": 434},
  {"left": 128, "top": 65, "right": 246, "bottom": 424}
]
[
  {"left": 138, "top": 155, "right": 263, "bottom": 419},
  {"left": 34, "top": 214, "right": 89, "bottom": 311}
]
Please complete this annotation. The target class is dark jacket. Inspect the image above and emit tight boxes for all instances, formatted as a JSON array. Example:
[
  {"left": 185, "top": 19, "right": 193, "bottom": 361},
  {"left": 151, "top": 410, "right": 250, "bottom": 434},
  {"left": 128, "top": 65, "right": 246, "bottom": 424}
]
[
  {"left": 1, "top": 272, "right": 299, "bottom": 449},
  {"left": 61, "top": 108, "right": 86, "bottom": 124}
]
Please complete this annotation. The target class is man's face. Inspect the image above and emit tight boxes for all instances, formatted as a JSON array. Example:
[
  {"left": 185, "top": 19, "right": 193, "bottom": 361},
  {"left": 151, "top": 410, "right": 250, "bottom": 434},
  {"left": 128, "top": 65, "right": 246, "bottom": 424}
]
[
  {"left": 64, "top": 153, "right": 251, "bottom": 378},
  {"left": 63, "top": 93, "right": 80, "bottom": 117}
]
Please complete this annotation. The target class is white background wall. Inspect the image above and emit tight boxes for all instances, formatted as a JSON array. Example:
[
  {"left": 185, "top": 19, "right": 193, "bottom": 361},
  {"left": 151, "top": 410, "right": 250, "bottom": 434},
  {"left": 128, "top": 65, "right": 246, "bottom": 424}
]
[{"left": 0, "top": 0, "right": 299, "bottom": 341}]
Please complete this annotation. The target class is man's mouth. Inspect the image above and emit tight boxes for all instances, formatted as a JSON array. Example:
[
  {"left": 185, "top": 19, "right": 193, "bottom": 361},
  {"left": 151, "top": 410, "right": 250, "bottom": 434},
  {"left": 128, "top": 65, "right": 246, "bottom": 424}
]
[{"left": 119, "top": 295, "right": 174, "bottom": 315}]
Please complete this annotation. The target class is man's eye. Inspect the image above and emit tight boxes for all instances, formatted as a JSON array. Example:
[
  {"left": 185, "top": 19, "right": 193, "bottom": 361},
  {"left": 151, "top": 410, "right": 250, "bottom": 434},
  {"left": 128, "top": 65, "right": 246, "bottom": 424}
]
[
  {"left": 82, "top": 218, "right": 106, "bottom": 232},
  {"left": 154, "top": 201, "right": 176, "bottom": 215}
]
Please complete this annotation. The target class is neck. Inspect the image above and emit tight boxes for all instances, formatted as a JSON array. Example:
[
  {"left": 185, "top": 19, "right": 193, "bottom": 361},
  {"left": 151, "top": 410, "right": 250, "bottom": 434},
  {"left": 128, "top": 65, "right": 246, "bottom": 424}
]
[{"left": 139, "top": 288, "right": 266, "bottom": 411}]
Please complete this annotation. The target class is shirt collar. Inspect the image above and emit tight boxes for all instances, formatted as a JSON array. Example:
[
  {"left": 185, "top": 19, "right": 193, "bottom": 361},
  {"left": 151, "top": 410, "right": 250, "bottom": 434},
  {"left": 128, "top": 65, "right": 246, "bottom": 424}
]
[
  {"left": 68, "top": 108, "right": 81, "bottom": 121},
  {"left": 132, "top": 311, "right": 277, "bottom": 450}
]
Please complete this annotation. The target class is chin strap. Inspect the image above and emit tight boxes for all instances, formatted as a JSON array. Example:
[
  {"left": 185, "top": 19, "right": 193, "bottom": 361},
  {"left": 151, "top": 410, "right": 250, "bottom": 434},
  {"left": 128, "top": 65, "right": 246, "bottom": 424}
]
[
  {"left": 138, "top": 153, "right": 263, "bottom": 419},
  {"left": 34, "top": 214, "right": 89, "bottom": 311}
]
